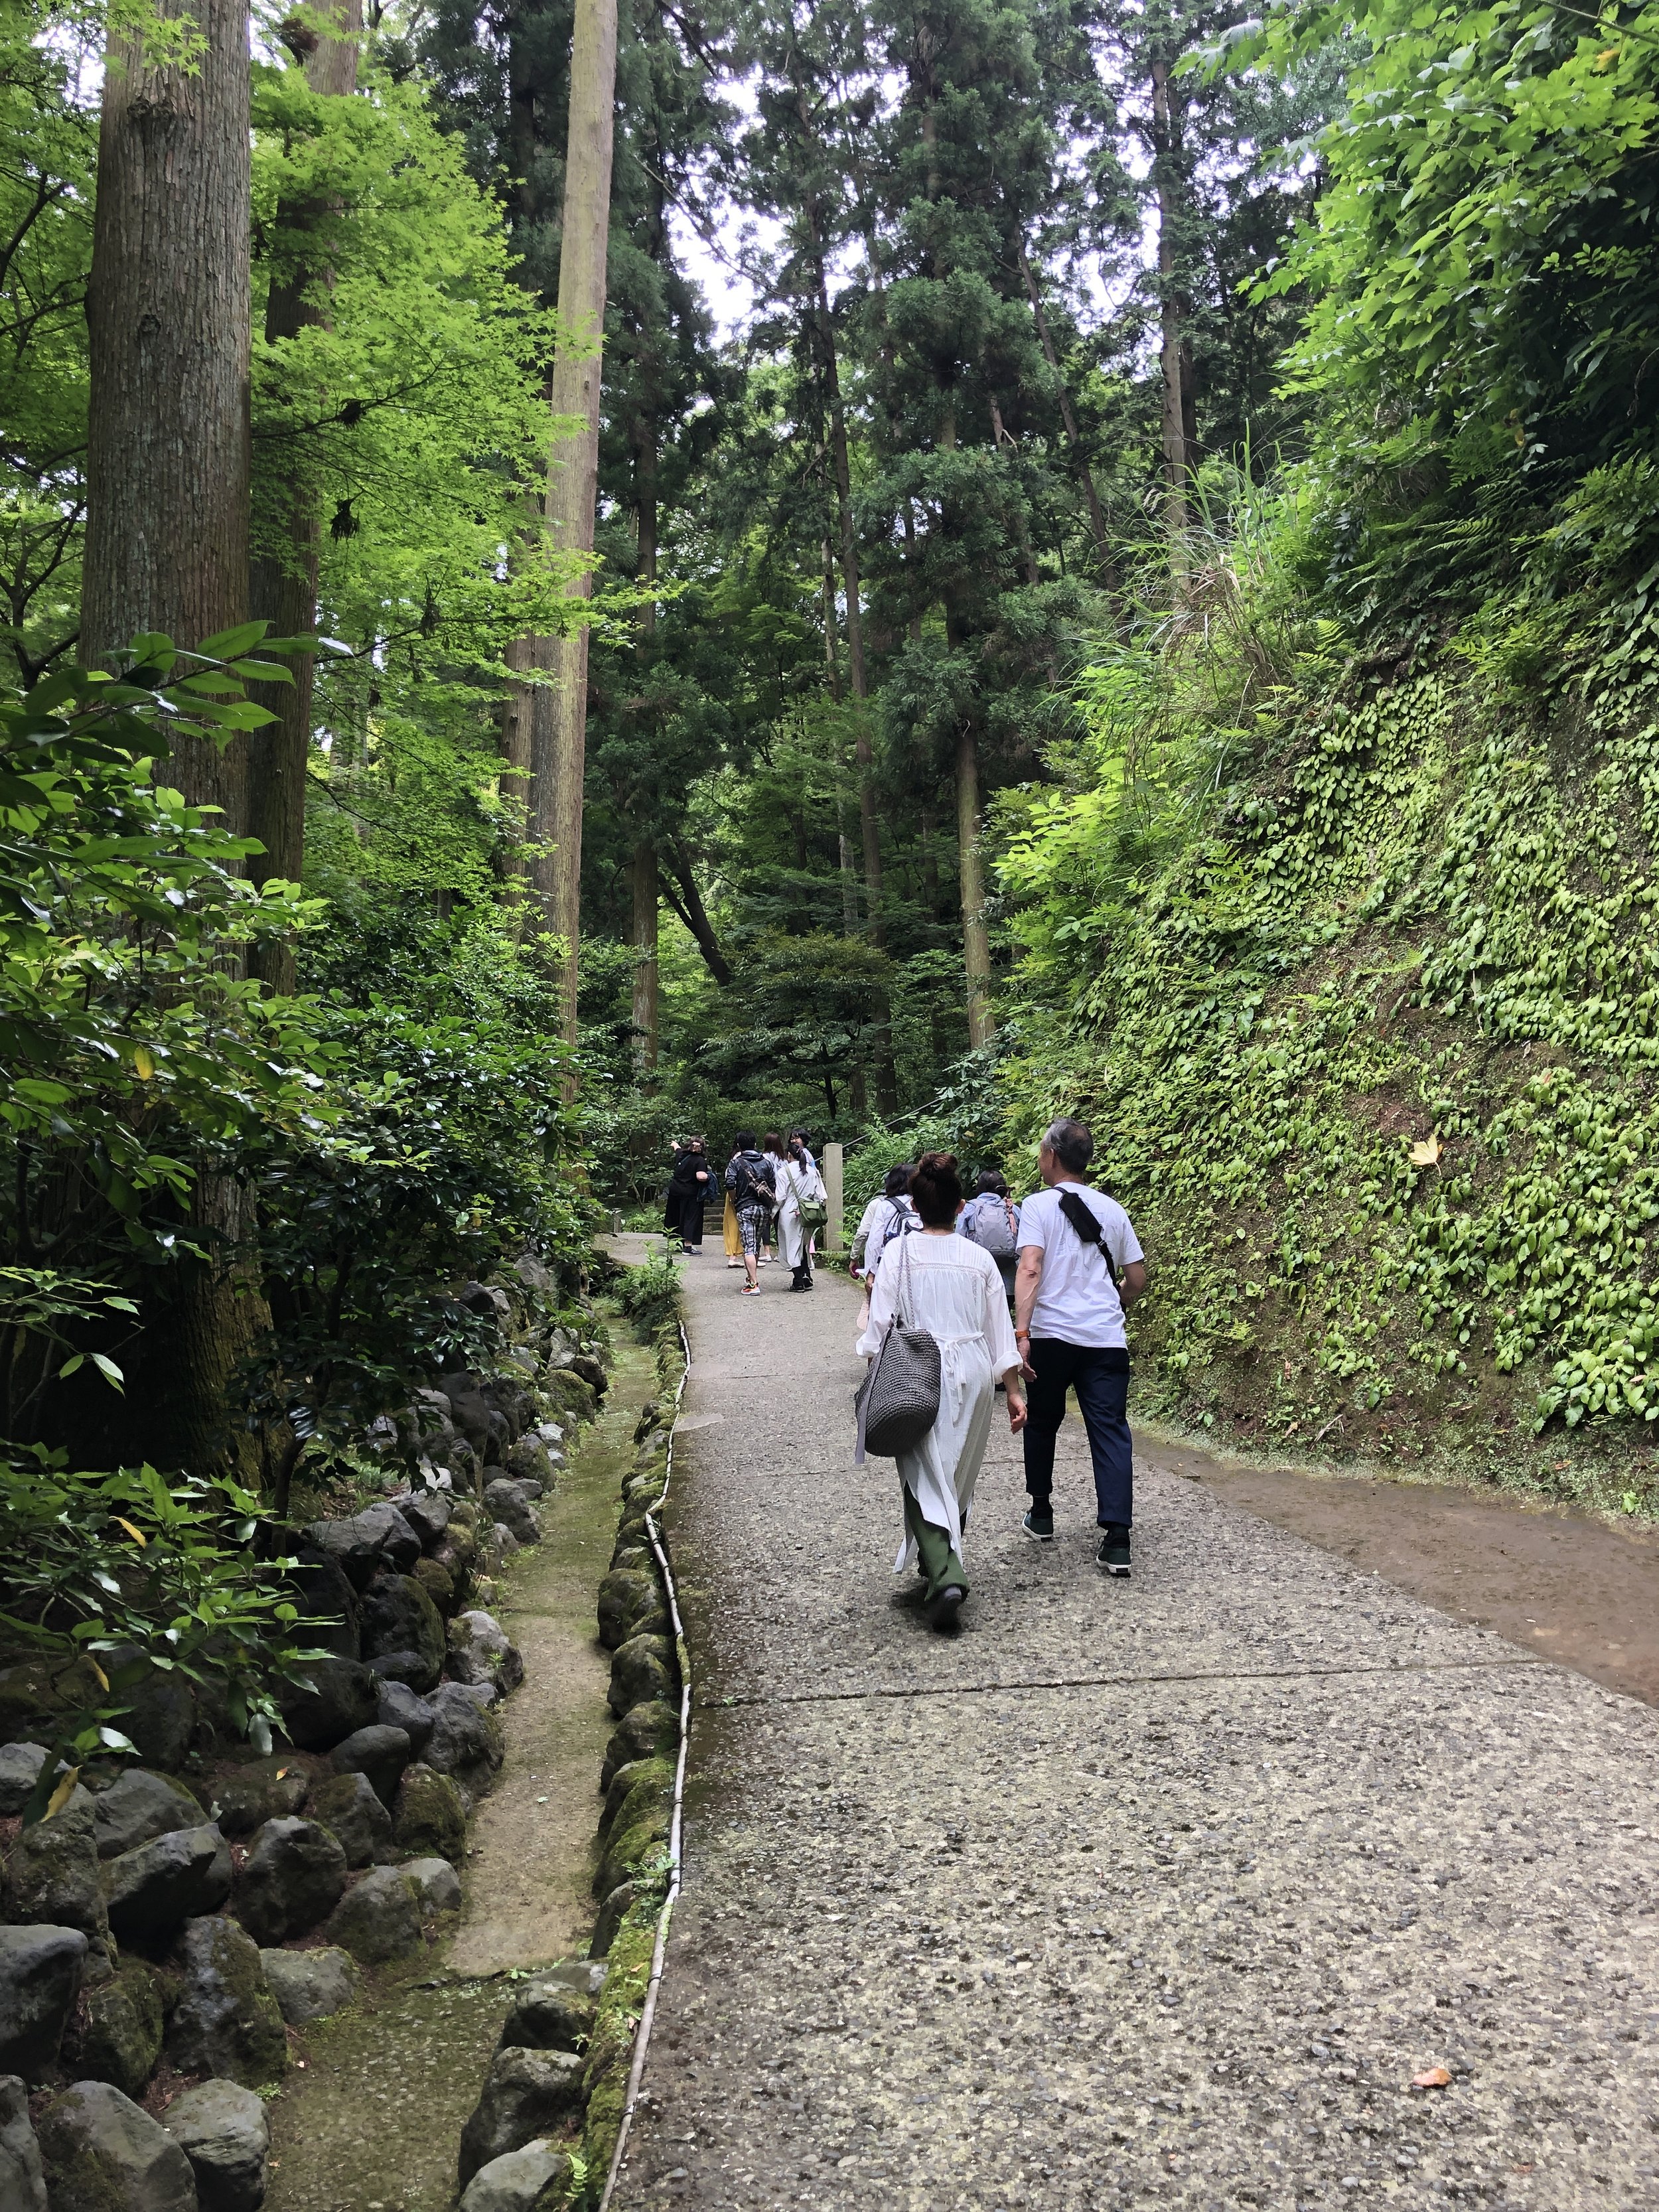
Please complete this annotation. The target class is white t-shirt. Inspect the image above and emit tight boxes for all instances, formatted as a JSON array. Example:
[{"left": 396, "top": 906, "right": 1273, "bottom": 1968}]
[{"left": 1018, "top": 1182, "right": 1143, "bottom": 1349}]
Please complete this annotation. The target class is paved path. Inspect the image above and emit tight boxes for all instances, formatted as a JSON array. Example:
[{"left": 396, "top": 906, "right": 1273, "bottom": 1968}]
[{"left": 616, "top": 1251, "right": 1659, "bottom": 2212}]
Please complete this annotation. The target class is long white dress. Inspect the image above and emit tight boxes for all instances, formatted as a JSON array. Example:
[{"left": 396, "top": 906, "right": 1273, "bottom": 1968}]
[
  {"left": 775, "top": 1159, "right": 822, "bottom": 1269},
  {"left": 854, "top": 1232, "right": 1022, "bottom": 1575}
]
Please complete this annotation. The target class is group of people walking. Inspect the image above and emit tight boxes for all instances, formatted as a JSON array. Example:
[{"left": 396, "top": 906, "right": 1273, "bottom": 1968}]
[
  {"left": 664, "top": 1112, "right": 1145, "bottom": 1634},
  {"left": 664, "top": 1130, "right": 826, "bottom": 1295},
  {"left": 853, "top": 1117, "right": 1144, "bottom": 1629}
]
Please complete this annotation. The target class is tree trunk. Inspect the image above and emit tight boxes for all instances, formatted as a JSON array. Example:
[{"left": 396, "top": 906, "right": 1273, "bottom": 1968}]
[
  {"left": 82, "top": 0, "right": 252, "bottom": 776},
  {"left": 660, "top": 842, "right": 731, "bottom": 986},
  {"left": 630, "top": 834, "right": 658, "bottom": 1074},
  {"left": 1151, "top": 54, "right": 1194, "bottom": 570},
  {"left": 82, "top": 0, "right": 262, "bottom": 1478},
  {"left": 248, "top": 0, "right": 363, "bottom": 994},
  {"left": 626, "top": 390, "right": 658, "bottom": 1070},
  {"left": 528, "top": 0, "right": 618, "bottom": 1052},
  {"left": 918, "top": 806, "right": 940, "bottom": 922},
  {"left": 803, "top": 182, "right": 885, "bottom": 947},
  {"left": 956, "top": 723, "right": 993, "bottom": 1047},
  {"left": 819, "top": 537, "right": 842, "bottom": 703}
]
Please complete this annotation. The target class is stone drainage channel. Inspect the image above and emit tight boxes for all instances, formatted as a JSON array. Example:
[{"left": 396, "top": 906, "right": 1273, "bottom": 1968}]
[{"left": 265, "top": 1321, "right": 666, "bottom": 2212}]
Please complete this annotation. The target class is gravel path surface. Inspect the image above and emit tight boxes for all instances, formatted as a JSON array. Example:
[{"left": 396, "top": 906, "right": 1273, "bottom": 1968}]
[{"left": 615, "top": 1249, "right": 1659, "bottom": 2212}]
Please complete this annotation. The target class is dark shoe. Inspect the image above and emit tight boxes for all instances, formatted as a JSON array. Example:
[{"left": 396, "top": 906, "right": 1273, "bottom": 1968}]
[
  {"left": 1022, "top": 1509, "right": 1054, "bottom": 1543},
  {"left": 926, "top": 1584, "right": 966, "bottom": 1630},
  {"left": 1096, "top": 1524, "right": 1132, "bottom": 1576}
]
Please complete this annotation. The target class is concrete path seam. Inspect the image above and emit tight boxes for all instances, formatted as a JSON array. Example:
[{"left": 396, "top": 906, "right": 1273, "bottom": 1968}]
[{"left": 697, "top": 1654, "right": 1549, "bottom": 1710}]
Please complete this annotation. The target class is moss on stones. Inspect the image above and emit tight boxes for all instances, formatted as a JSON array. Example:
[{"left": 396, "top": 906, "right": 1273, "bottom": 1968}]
[
  {"left": 593, "top": 1813, "right": 670, "bottom": 1905},
  {"left": 579, "top": 1905, "right": 658, "bottom": 2185},
  {"left": 391, "top": 1761, "right": 467, "bottom": 1862},
  {"left": 599, "top": 1759, "right": 672, "bottom": 1847},
  {"left": 72, "top": 1958, "right": 164, "bottom": 2097}
]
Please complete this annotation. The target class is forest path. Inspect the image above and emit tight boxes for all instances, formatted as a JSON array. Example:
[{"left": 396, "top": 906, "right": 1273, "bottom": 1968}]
[{"left": 614, "top": 1243, "right": 1659, "bottom": 2212}]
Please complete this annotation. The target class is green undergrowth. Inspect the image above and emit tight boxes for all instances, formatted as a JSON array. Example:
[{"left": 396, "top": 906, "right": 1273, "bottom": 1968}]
[{"left": 1006, "top": 653, "right": 1659, "bottom": 1518}]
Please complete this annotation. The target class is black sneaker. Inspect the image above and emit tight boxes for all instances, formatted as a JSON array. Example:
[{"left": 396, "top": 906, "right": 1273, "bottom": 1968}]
[
  {"left": 926, "top": 1584, "right": 966, "bottom": 1630},
  {"left": 1096, "top": 1524, "right": 1131, "bottom": 1576},
  {"left": 1022, "top": 1509, "right": 1054, "bottom": 1543}
]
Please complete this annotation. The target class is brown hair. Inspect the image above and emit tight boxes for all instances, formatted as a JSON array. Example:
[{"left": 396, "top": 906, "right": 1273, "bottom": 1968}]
[
  {"left": 908, "top": 1149, "right": 964, "bottom": 1228},
  {"left": 762, "top": 1131, "right": 785, "bottom": 1157}
]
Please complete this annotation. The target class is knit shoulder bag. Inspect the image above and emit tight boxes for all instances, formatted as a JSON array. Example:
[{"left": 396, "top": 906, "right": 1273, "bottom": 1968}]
[{"left": 853, "top": 1235, "right": 942, "bottom": 1463}]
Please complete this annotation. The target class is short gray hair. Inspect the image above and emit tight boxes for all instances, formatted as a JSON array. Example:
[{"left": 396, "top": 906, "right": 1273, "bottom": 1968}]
[{"left": 1042, "top": 1118, "right": 1094, "bottom": 1177}]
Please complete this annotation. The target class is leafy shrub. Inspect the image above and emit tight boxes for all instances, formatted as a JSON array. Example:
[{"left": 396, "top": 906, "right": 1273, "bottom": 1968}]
[
  {"left": 615, "top": 1252, "right": 682, "bottom": 1341},
  {"left": 0, "top": 1449, "right": 325, "bottom": 1814}
]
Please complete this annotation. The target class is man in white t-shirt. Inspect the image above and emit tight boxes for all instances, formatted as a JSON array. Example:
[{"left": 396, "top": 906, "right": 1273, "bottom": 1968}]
[{"left": 1012, "top": 1117, "right": 1146, "bottom": 1574}]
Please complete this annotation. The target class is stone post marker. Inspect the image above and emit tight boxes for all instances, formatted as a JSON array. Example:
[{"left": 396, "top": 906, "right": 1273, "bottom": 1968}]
[{"left": 824, "top": 1142, "right": 844, "bottom": 1251}]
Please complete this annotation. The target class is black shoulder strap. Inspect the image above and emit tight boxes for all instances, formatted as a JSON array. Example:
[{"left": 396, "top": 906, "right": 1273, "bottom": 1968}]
[{"left": 1056, "top": 1188, "right": 1119, "bottom": 1288}]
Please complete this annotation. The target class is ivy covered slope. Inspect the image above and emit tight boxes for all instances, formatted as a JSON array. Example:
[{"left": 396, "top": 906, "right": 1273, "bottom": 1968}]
[{"left": 1004, "top": 633, "right": 1659, "bottom": 1511}]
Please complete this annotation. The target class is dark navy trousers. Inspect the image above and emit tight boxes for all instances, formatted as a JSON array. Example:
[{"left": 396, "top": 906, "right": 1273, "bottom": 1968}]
[{"left": 1021, "top": 1339, "right": 1133, "bottom": 1527}]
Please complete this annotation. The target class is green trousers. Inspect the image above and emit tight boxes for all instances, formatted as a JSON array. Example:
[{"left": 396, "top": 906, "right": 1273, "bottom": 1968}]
[{"left": 903, "top": 1484, "right": 968, "bottom": 1603}]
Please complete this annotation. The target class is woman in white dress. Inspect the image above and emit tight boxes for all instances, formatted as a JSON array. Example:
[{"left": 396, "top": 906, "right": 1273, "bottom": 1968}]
[
  {"left": 855, "top": 1151, "right": 1026, "bottom": 1629},
  {"left": 775, "top": 1138, "right": 826, "bottom": 1292}
]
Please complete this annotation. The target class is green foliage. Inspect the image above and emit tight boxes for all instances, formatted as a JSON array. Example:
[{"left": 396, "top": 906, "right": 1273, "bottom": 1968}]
[
  {"left": 252, "top": 54, "right": 585, "bottom": 715},
  {"left": 999, "top": 585, "right": 1659, "bottom": 1503},
  {"left": 0, "top": 3, "right": 95, "bottom": 687},
  {"left": 695, "top": 932, "right": 896, "bottom": 1122},
  {"left": 615, "top": 1251, "right": 683, "bottom": 1340},
  {"left": 0, "top": 1447, "right": 326, "bottom": 1805},
  {"left": 0, "top": 638, "right": 329, "bottom": 1431},
  {"left": 1226, "top": 0, "right": 1659, "bottom": 632},
  {"left": 248, "top": 898, "right": 588, "bottom": 1500}
]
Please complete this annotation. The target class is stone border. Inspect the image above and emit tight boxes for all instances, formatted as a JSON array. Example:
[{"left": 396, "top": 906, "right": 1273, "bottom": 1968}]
[
  {"left": 0, "top": 1270, "right": 617, "bottom": 2212},
  {"left": 448, "top": 1297, "right": 687, "bottom": 2211},
  {"left": 581, "top": 1309, "right": 690, "bottom": 2201}
]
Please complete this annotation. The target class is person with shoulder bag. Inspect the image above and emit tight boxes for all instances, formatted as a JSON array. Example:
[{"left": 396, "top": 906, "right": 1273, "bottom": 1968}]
[
  {"left": 776, "top": 1138, "right": 826, "bottom": 1292},
  {"left": 724, "top": 1131, "right": 776, "bottom": 1295},
  {"left": 855, "top": 1152, "right": 1027, "bottom": 1631},
  {"left": 1013, "top": 1117, "right": 1147, "bottom": 1576}
]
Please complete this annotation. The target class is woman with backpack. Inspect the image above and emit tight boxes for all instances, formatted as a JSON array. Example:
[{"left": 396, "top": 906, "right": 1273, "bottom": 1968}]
[
  {"left": 775, "top": 1136, "right": 827, "bottom": 1292},
  {"left": 957, "top": 1167, "right": 1021, "bottom": 1299},
  {"left": 850, "top": 1163, "right": 920, "bottom": 1329},
  {"left": 724, "top": 1132, "right": 776, "bottom": 1295}
]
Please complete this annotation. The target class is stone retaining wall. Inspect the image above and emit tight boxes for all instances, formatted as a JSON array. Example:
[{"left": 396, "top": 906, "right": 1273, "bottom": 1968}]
[{"left": 0, "top": 1274, "right": 614, "bottom": 2212}]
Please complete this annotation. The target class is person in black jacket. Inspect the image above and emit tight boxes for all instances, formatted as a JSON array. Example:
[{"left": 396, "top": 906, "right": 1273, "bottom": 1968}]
[{"left": 667, "top": 1137, "right": 712, "bottom": 1253}]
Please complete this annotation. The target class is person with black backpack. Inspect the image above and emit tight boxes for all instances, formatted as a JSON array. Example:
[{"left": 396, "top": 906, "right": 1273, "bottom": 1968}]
[
  {"left": 725, "top": 1131, "right": 776, "bottom": 1295},
  {"left": 1013, "top": 1117, "right": 1147, "bottom": 1574}
]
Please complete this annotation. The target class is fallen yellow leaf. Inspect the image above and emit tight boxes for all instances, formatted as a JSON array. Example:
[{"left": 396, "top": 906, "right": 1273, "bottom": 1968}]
[
  {"left": 44, "top": 1767, "right": 80, "bottom": 1820},
  {"left": 115, "top": 1517, "right": 147, "bottom": 1547},
  {"left": 1409, "top": 1134, "right": 1441, "bottom": 1167},
  {"left": 1412, "top": 2066, "right": 1452, "bottom": 2089},
  {"left": 90, "top": 1662, "right": 108, "bottom": 1693}
]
